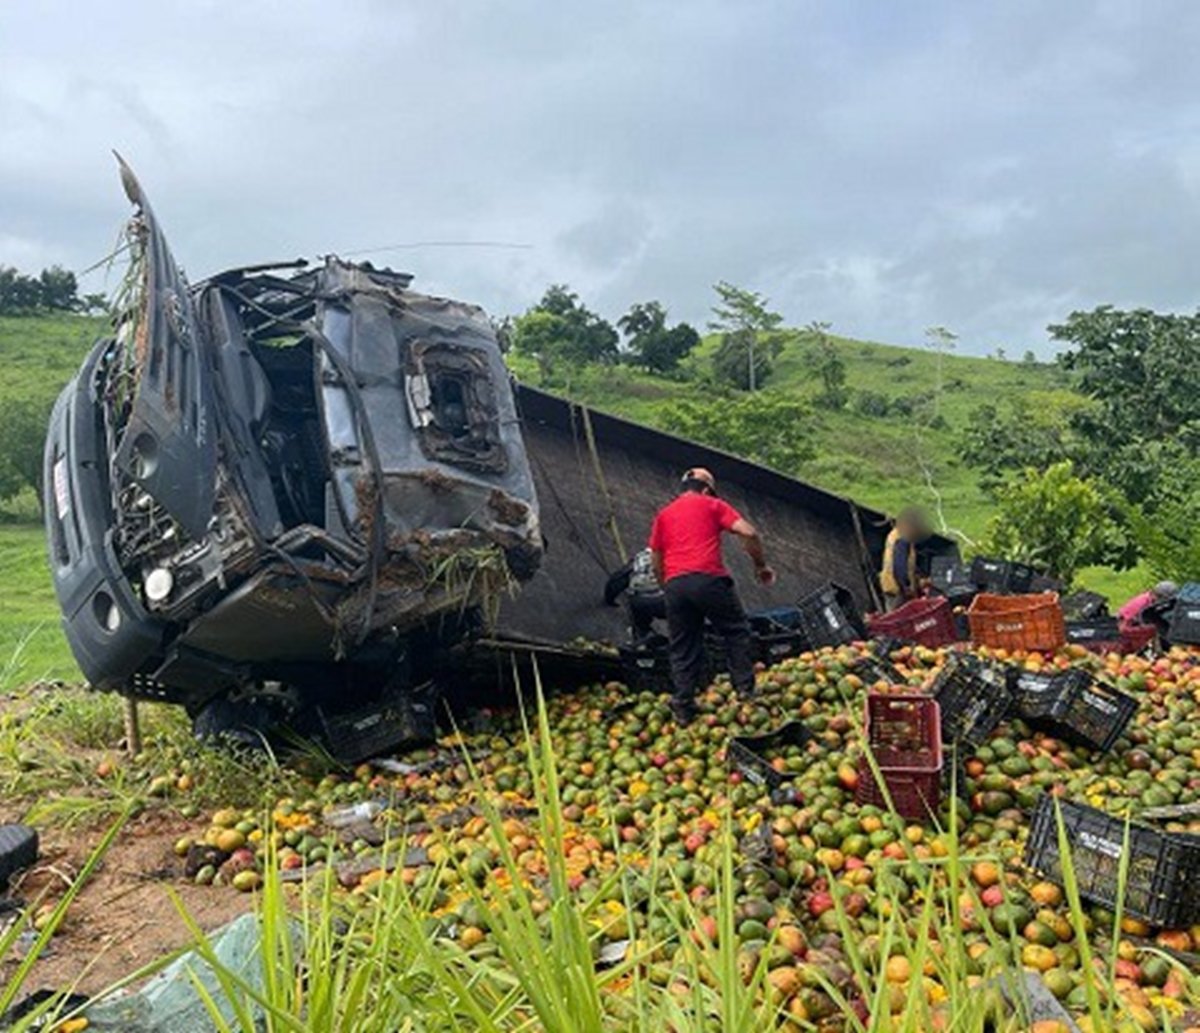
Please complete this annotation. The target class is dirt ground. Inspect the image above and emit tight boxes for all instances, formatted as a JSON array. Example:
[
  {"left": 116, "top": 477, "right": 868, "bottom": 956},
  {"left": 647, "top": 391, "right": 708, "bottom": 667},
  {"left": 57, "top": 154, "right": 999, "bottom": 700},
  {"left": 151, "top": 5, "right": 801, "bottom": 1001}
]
[{"left": 0, "top": 810, "right": 252, "bottom": 997}]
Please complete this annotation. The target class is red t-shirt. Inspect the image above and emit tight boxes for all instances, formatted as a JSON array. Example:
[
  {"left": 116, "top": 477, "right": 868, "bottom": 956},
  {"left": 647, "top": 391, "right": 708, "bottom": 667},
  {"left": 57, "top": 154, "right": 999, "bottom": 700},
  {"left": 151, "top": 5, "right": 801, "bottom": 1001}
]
[{"left": 649, "top": 492, "right": 743, "bottom": 582}]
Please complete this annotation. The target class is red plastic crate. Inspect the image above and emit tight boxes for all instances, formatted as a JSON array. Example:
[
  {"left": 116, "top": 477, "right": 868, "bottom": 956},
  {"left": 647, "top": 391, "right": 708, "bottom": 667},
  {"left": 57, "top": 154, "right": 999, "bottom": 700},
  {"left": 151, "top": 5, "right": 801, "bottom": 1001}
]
[
  {"left": 1082, "top": 623, "right": 1157, "bottom": 656},
  {"left": 967, "top": 592, "right": 1066, "bottom": 652},
  {"left": 855, "top": 694, "right": 943, "bottom": 819},
  {"left": 867, "top": 597, "right": 959, "bottom": 648}
]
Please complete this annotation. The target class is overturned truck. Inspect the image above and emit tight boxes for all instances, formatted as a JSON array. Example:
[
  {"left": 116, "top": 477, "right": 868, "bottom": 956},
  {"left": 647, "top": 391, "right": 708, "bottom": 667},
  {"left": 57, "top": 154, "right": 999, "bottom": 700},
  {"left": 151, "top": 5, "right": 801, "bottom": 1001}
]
[
  {"left": 45, "top": 162, "right": 544, "bottom": 749},
  {"left": 45, "top": 163, "right": 952, "bottom": 758}
]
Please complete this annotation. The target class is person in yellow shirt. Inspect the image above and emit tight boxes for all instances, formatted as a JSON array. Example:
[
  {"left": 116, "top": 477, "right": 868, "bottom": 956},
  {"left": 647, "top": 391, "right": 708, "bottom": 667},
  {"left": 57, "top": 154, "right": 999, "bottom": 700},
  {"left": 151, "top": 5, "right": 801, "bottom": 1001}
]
[{"left": 879, "top": 508, "right": 930, "bottom": 612}]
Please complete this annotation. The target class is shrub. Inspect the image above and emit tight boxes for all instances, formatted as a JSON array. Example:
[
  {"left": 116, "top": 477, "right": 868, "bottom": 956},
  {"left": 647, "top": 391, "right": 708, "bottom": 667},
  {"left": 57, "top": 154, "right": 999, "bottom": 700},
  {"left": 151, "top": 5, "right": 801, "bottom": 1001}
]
[
  {"left": 658, "top": 392, "right": 815, "bottom": 474},
  {"left": 980, "top": 461, "right": 1132, "bottom": 582}
]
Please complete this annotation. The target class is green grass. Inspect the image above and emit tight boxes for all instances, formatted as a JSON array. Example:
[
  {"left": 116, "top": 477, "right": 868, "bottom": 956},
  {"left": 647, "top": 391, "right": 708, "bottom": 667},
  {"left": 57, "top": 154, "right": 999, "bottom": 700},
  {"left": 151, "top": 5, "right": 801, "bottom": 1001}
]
[
  {"left": 0, "top": 523, "right": 77, "bottom": 688},
  {"left": 513, "top": 335, "right": 1071, "bottom": 548},
  {"left": 0, "top": 314, "right": 104, "bottom": 688},
  {"left": 0, "top": 313, "right": 105, "bottom": 407}
]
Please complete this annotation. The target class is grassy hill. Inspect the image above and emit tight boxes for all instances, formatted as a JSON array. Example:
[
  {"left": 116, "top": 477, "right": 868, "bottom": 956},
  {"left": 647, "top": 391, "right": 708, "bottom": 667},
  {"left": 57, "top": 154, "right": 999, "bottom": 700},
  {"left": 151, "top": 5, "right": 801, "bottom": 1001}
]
[
  {"left": 2, "top": 313, "right": 106, "bottom": 417},
  {"left": 0, "top": 314, "right": 1143, "bottom": 689},
  {"left": 509, "top": 335, "right": 1073, "bottom": 541}
]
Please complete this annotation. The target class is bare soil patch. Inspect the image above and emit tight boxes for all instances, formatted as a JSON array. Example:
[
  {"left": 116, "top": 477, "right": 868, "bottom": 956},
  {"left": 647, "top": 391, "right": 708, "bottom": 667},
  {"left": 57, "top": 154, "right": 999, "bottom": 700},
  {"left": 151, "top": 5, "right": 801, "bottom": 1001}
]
[{"left": 2, "top": 810, "right": 251, "bottom": 997}]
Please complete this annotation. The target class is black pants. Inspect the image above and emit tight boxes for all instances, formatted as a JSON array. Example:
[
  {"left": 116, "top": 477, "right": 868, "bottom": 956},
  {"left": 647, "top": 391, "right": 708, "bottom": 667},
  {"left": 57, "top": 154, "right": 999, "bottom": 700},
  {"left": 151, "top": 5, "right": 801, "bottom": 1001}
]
[
  {"left": 664, "top": 573, "right": 754, "bottom": 704},
  {"left": 629, "top": 592, "right": 666, "bottom": 638}
]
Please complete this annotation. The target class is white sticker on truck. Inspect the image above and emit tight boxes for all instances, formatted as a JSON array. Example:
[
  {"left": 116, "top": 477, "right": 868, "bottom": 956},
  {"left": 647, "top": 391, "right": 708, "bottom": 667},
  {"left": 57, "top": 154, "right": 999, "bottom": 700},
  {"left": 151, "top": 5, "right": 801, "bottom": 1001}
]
[{"left": 53, "top": 457, "right": 70, "bottom": 521}]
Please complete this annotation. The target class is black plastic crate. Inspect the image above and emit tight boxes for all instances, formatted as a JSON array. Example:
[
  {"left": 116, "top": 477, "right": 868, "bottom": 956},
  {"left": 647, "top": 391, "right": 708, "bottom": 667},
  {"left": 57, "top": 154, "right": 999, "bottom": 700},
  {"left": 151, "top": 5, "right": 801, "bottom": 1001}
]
[
  {"left": 748, "top": 606, "right": 809, "bottom": 664},
  {"left": 1062, "top": 591, "right": 1110, "bottom": 621},
  {"left": 930, "top": 556, "right": 976, "bottom": 600},
  {"left": 1168, "top": 586, "right": 1200, "bottom": 645},
  {"left": 795, "top": 582, "right": 864, "bottom": 649},
  {"left": 728, "top": 721, "right": 813, "bottom": 790},
  {"left": 1009, "top": 668, "right": 1061, "bottom": 719},
  {"left": 1066, "top": 617, "right": 1121, "bottom": 644},
  {"left": 969, "top": 556, "right": 1009, "bottom": 593},
  {"left": 620, "top": 642, "right": 674, "bottom": 694},
  {"left": 851, "top": 651, "right": 906, "bottom": 688},
  {"left": 1025, "top": 796, "right": 1200, "bottom": 927},
  {"left": 1011, "top": 668, "right": 1136, "bottom": 753},
  {"left": 1179, "top": 582, "right": 1200, "bottom": 605},
  {"left": 929, "top": 653, "right": 1012, "bottom": 748},
  {"left": 1051, "top": 674, "right": 1137, "bottom": 752},
  {"left": 748, "top": 606, "right": 803, "bottom": 634},
  {"left": 318, "top": 680, "right": 438, "bottom": 764},
  {"left": 756, "top": 629, "right": 808, "bottom": 664},
  {"left": 1029, "top": 573, "right": 1065, "bottom": 595},
  {"left": 970, "top": 557, "right": 1035, "bottom": 595},
  {"left": 1006, "top": 561, "right": 1036, "bottom": 594}
]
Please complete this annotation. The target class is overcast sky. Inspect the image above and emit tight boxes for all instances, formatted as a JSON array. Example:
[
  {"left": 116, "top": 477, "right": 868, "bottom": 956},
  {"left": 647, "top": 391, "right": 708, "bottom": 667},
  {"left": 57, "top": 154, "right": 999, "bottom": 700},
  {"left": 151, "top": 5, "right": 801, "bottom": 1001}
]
[{"left": 3, "top": 1, "right": 1200, "bottom": 356}]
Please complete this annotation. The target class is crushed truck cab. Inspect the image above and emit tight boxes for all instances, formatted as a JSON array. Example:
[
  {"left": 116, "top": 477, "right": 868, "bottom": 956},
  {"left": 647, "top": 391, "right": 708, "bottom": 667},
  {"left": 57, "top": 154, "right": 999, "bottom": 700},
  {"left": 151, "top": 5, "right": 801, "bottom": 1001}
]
[{"left": 44, "top": 162, "right": 542, "bottom": 747}]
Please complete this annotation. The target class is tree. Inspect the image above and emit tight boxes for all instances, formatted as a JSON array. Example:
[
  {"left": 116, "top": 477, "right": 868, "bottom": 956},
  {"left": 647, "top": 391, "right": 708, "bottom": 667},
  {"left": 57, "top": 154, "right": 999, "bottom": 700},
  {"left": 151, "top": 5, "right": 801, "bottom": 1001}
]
[
  {"left": 511, "top": 309, "right": 569, "bottom": 381},
  {"left": 801, "top": 320, "right": 846, "bottom": 410},
  {"left": 960, "top": 399, "right": 1076, "bottom": 494},
  {"left": 924, "top": 325, "right": 957, "bottom": 420},
  {"left": 708, "top": 281, "right": 786, "bottom": 391},
  {"left": 617, "top": 301, "right": 699, "bottom": 374},
  {"left": 0, "top": 398, "right": 52, "bottom": 514},
  {"left": 38, "top": 266, "right": 79, "bottom": 311},
  {"left": 979, "top": 461, "right": 1131, "bottom": 583},
  {"left": 658, "top": 392, "right": 815, "bottom": 473},
  {"left": 1022, "top": 350, "right": 1038, "bottom": 365},
  {"left": 536, "top": 284, "right": 618, "bottom": 364},
  {"left": 1052, "top": 306, "right": 1200, "bottom": 443},
  {"left": 1128, "top": 469, "right": 1200, "bottom": 583},
  {"left": 0, "top": 267, "right": 41, "bottom": 314},
  {"left": 0, "top": 264, "right": 82, "bottom": 315},
  {"left": 1050, "top": 306, "right": 1200, "bottom": 507},
  {"left": 510, "top": 284, "right": 619, "bottom": 380}
]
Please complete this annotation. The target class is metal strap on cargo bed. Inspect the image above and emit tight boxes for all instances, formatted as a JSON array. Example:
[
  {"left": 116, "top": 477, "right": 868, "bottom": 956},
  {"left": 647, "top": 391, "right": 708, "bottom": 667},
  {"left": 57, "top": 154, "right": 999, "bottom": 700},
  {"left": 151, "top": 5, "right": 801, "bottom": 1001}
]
[{"left": 579, "top": 404, "right": 628, "bottom": 565}]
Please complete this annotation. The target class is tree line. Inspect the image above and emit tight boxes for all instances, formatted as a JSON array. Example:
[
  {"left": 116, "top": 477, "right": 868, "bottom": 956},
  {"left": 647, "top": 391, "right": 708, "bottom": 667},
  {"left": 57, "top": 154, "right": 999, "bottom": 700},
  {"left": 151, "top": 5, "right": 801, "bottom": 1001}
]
[
  {"left": 510, "top": 280, "right": 847, "bottom": 397},
  {"left": 0, "top": 265, "right": 105, "bottom": 316}
]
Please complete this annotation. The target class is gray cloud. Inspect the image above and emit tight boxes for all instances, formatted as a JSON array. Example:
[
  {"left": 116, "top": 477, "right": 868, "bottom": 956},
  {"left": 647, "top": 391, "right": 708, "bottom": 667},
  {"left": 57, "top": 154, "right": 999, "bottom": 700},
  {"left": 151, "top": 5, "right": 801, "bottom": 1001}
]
[{"left": 2, "top": 0, "right": 1200, "bottom": 355}]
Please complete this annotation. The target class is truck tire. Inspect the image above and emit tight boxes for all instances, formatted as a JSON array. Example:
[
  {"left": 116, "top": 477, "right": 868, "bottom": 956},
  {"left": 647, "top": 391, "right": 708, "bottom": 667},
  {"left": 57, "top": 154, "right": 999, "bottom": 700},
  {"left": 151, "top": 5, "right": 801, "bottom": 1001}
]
[{"left": 0, "top": 825, "right": 38, "bottom": 888}]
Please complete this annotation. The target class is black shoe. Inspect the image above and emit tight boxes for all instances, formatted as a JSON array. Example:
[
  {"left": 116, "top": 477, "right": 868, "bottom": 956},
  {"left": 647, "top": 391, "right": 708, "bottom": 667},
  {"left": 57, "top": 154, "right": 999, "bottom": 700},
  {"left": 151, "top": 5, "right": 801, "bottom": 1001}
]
[{"left": 669, "top": 701, "right": 697, "bottom": 727}]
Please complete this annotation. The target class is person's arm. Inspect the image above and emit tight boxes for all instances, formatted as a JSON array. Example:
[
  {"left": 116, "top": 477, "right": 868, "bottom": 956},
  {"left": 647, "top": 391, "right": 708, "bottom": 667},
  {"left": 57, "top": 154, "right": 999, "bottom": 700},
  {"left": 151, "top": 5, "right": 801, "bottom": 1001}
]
[
  {"left": 603, "top": 560, "right": 633, "bottom": 606},
  {"left": 729, "top": 516, "right": 775, "bottom": 585},
  {"left": 892, "top": 538, "right": 912, "bottom": 596},
  {"left": 648, "top": 519, "right": 666, "bottom": 585}
]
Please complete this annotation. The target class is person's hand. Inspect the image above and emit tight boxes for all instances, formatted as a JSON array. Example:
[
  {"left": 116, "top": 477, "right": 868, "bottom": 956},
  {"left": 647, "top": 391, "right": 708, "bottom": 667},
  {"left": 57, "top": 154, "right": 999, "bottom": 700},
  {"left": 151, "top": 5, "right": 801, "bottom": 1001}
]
[{"left": 756, "top": 565, "right": 776, "bottom": 586}]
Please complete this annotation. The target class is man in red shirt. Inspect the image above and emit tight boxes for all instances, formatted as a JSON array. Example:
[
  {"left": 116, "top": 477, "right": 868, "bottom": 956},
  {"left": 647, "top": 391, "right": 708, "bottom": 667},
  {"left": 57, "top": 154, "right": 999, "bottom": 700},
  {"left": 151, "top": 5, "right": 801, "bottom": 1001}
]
[{"left": 648, "top": 467, "right": 775, "bottom": 726}]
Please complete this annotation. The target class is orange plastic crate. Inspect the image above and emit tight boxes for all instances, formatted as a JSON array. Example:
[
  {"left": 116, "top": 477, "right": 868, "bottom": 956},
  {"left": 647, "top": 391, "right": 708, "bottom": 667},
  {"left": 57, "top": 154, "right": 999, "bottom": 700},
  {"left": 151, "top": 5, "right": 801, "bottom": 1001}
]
[{"left": 967, "top": 592, "right": 1065, "bottom": 652}]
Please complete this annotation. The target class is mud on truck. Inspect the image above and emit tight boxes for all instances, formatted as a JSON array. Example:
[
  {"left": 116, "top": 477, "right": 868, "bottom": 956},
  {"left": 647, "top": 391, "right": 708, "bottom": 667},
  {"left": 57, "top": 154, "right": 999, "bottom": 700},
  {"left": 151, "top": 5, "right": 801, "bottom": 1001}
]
[{"left": 43, "top": 162, "right": 544, "bottom": 760}]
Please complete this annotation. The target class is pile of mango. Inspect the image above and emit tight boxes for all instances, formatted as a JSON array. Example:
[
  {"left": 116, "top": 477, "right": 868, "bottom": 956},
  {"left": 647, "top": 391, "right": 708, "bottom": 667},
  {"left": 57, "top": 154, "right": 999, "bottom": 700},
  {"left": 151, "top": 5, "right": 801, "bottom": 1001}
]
[{"left": 174, "top": 640, "right": 1200, "bottom": 1030}]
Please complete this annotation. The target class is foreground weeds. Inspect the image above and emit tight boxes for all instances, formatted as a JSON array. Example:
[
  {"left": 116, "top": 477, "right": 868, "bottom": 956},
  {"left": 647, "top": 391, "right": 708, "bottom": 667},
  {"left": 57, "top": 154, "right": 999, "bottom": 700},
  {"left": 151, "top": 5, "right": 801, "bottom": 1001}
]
[
  {"left": 0, "top": 685, "right": 310, "bottom": 828},
  {"left": 0, "top": 669, "right": 1197, "bottom": 1030}
]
